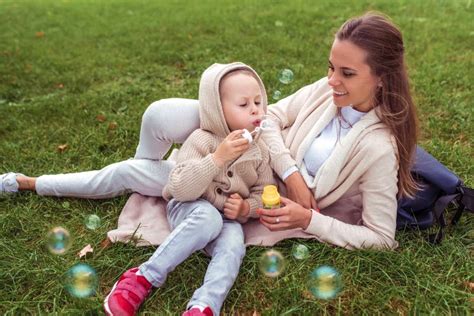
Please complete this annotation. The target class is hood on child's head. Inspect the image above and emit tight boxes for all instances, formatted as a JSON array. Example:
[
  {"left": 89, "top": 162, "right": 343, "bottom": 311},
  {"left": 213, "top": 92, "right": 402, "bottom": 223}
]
[{"left": 198, "top": 62, "right": 268, "bottom": 138}]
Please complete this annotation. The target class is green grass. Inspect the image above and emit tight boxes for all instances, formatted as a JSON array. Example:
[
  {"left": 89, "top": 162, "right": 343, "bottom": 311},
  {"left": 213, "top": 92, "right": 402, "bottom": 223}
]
[{"left": 0, "top": 0, "right": 473, "bottom": 314}]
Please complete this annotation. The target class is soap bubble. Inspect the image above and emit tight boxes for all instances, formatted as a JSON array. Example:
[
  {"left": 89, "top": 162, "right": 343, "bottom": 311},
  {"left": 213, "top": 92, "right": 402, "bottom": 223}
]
[
  {"left": 46, "top": 227, "right": 71, "bottom": 255},
  {"left": 272, "top": 90, "right": 282, "bottom": 100},
  {"left": 259, "top": 249, "right": 285, "bottom": 277},
  {"left": 278, "top": 69, "right": 294, "bottom": 84},
  {"left": 292, "top": 244, "right": 309, "bottom": 260},
  {"left": 84, "top": 214, "right": 101, "bottom": 230},
  {"left": 64, "top": 263, "right": 98, "bottom": 298},
  {"left": 258, "top": 115, "right": 277, "bottom": 132},
  {"left": 308, "top": 265, "right": 342, "bottom": 299}
]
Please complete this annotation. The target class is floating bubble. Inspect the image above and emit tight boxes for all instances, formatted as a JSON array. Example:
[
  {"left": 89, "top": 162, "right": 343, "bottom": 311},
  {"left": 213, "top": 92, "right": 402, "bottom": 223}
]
[
  {"left": 278, "top": 69, "right": 294, "bottom": 84},
  {"left": 258, "top": 115, "right": 277, "bottom": 132},
  {"left": 292, "top": 244, "right": 309, "bottom": 260},
  {"left": 259, "top": 249, "right": 285, "bottom": 277},
  {"left": 84, "top": 214, "right": 101, "bottom": 230},
  {"left": 64, "top": 263, "right": 98, "bottom": 298},
  {"left": 308, "top": 265, "right": 342, "bottom": 299},
  {"left": 46, "top": 226, "right": 71, "bottom": 255},
  {"left": 272, "top": 90, "right": 282, "bottom": 100}
]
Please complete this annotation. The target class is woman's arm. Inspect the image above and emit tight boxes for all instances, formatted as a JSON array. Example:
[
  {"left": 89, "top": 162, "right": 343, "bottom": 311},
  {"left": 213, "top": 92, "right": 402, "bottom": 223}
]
[
  {"left": 262, "top": 80, "right": 323, "bottom": 178},
  {"left": 261, "top": 79, "right": 326, "bottom": 208}
]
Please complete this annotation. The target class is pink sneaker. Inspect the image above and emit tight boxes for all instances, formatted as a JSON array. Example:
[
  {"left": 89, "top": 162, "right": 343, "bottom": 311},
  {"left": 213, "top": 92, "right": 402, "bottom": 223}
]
[
  {"left": 182, "top": 306, "right": 213, "bottom": 316},
  {"left": 104, "top": 267, "right": 153, "bottom": 316}
]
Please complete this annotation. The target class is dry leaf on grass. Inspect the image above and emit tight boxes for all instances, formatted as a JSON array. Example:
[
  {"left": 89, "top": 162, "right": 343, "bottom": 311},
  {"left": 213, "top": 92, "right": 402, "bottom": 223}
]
[
  {"left": 108, "top": 121, "right": 118, "bottom": 130},
  {"left": 96, "top": 114, "right": 106, "bottom": 122},
  {"left": 57, "top": 144, "right": 68, "bottom": 153},
  {"left": 100, "top": 238, "right": 112, "bottom": 249},
  {"left": 78, "top": 244, "right": 93, "bottom": 258},
  {"left": 35, "top": 31, "right": 45, "bottom": 38}
]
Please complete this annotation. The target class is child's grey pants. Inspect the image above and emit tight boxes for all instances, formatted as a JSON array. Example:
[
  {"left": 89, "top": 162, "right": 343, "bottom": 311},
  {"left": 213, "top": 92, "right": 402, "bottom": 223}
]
[
  {"left": 36, "top": 98, "right": 200, "bottom": 198},
  {"left": 139, "top": 198, "right": 245, "bottom": 315}
]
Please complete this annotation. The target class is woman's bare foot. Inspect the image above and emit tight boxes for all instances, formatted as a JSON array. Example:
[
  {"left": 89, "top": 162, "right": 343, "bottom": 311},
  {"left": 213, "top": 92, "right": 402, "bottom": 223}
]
[{"left": 16, "top": 175, "right": 37, "bottom": 191}]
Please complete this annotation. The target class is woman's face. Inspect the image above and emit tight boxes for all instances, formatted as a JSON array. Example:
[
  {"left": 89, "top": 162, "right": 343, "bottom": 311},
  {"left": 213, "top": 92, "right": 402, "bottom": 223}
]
[{"left": 327, "top": 39, "right": 381, "bottom": 112}]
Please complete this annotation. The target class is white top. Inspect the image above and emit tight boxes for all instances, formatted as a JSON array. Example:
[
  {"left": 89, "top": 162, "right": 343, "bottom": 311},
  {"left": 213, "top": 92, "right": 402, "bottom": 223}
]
[{"left": 303, "top": 106, "right": 366, "bottom": 177}]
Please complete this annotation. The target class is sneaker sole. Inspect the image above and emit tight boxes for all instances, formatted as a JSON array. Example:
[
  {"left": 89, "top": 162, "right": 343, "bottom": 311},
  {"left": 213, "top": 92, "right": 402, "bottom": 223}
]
[{"left": 103, "top": 279, "right": 120, "bottom": 316}]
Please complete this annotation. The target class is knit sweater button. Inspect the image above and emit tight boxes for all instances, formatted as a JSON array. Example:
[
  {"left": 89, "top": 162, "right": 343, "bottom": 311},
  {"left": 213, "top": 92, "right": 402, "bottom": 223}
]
[
  {"left": 227, "top": 171, "right": 233, "bottom": 177},
  {"left": 216, "top": 188, "right": 223, "bottom": 194}
]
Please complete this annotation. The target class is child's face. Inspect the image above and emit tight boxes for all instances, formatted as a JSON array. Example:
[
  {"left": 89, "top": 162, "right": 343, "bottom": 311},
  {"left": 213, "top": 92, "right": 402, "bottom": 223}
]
[{"left": 220, "top": 73, "right": 266, "bottom": 132}]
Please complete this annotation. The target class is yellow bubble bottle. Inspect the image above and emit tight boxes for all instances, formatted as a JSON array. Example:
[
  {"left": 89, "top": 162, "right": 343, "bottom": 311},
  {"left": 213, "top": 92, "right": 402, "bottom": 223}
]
[{"left": 262, "top": 185, "right": 281, "bottom": 209}]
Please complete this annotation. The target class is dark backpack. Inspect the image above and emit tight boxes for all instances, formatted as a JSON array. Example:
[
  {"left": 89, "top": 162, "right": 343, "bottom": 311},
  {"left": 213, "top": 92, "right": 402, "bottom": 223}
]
[{"left": 397, "top": 146, "right": 474, "bottom": 244}]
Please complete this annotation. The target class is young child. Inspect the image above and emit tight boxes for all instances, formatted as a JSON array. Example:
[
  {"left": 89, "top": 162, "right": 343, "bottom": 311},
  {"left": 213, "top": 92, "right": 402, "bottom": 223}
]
[{"left": 104, "top": 62, "right": 275, "bottom": 316}]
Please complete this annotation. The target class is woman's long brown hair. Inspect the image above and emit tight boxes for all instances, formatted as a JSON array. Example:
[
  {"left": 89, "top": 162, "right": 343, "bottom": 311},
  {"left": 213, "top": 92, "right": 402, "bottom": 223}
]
[{"left": 336, "top": 12, "right": 419, "bottom": 198}]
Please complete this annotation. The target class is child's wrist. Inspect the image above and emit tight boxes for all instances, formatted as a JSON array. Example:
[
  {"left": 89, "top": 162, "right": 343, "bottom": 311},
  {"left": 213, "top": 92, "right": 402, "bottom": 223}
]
[
  {"left": 240, "top": 200, "right": 250, "bottom": 217},
  {"left": 211, "top": 153, "right": 225, "bottom": 167}
]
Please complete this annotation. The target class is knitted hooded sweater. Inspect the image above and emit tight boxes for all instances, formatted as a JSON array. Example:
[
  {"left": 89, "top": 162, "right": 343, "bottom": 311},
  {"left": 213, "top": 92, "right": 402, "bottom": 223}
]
[{"left": 162, "top": 63, "right": 275, "bottom": 221}]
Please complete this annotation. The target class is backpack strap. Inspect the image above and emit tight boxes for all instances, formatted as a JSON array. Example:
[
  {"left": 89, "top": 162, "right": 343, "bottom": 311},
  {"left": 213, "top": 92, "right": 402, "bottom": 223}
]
[
  {"left": 429, "top": 193, "right": 458, "bottom": 244},
  {"left": 460, "top": 185, "right": 474, "bottom": 212},
  {"left": 451, "top": 185, "right": 474, "bottom": 225},
  {"left": 430, "top": 184, "right": 474, "bottom": 243}
]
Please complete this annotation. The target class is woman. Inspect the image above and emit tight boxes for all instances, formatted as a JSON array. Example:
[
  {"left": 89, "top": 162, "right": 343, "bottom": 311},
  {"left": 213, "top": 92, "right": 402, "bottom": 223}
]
[{"left": 1, "top": 12, "right": 418, "bottom": 250}]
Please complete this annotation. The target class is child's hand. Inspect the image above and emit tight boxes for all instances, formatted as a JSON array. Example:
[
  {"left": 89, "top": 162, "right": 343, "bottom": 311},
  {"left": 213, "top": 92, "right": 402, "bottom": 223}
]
[
  {"left": 223, "top": 193, "right": 250, "bottom": 220},
  {"left": 212, "top": 130, "right": 250, "bottom": 167}
]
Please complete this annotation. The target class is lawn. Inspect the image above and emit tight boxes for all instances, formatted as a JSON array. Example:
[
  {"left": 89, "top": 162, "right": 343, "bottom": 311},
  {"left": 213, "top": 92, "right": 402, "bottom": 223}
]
[{"left": 0, "top": 0, "right": 473, "bottom": 314}]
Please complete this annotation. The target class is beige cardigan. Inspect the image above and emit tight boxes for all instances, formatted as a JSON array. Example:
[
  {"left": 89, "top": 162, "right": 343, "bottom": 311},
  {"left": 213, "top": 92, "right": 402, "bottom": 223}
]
[
  {"left": 261, "top": 77, "right": 400, "bottom": 250},
  {"left": 162, "top": 62, "right": 275, "bottom": 221}
]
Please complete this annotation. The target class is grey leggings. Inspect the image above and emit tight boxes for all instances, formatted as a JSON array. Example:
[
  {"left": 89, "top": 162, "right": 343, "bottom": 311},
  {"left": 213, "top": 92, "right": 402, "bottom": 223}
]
[{"left": 36, "top": 98, "right": 200, "bottom": 198}]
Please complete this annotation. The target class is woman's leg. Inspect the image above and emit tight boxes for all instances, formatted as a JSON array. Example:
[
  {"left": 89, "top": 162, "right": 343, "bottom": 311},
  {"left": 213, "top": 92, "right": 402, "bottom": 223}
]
[
  {"left": 135, "top": 98, "right": 200, "bottom": 159},
  {"left": 138, "top": 199, "right": 223, "bottom": 287},
  {"left": 9, "top": 98, "right": 200, "bottom": 198},
  {"left": 35, "top": 159, "right": 176, "bottom": 198},
  {"left": 187, "top": 220, "right": 246, "bottom": 315}
]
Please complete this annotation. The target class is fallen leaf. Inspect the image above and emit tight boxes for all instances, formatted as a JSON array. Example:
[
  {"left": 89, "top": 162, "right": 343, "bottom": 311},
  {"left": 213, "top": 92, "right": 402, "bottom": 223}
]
[
  {"left": 100, "top": 238, "right": 112, "bottom": 249},
  {"left": 35, "top": 31, "right": 45, "bottom": 38},
  {"left": 302, "top": 289, "right": 314, "bottom": 299},
  {"left": 57, "top": 144, "right": 68, "bottom": 153},
  {"left": 56, "top": 83, "right": 64, "bottom": 89},
  {"left": 108, "top": 121, "right": 118, "bottom": 130},
  {"left": 78, "top": 244, "right": 93, "bottom": 258},
  {"left": 464, "top": 281, "right": 474, "bottom": 292},
  {"left": 96, "top": 114, "right": 106, "bottom": 122}
]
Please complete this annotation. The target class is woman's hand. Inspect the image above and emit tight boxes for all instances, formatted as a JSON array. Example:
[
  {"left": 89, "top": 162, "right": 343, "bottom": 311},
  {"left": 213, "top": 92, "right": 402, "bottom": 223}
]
[
  {"left": 212, "top": 130, "right": 250, "bottom": 167},
  {"left": 223, "top": 193, "right": 250, "bottom": 220},
  {"left": 256, "top": 196, "right": 313, "bottom": 231},
  {"left": 284, "top": 171, "right": 317, "bottom": 209}
]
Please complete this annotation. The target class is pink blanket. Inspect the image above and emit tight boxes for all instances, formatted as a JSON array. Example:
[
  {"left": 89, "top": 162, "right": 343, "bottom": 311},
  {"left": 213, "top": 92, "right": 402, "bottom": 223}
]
[{"left": 107, "top": 193, "right": 317, "bottom": 247}]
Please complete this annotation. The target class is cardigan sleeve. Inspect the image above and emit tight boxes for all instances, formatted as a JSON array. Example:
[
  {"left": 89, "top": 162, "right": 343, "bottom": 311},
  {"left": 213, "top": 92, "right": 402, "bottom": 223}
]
[
  {"left": 262, "top": 78, "right": 325, "bottom": 178},
  {"left": 166, "top": 130, "right": 222, "bottom": 202},
  {"left": 304, "top": 145, "right": 399, "bottom": 250}
]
